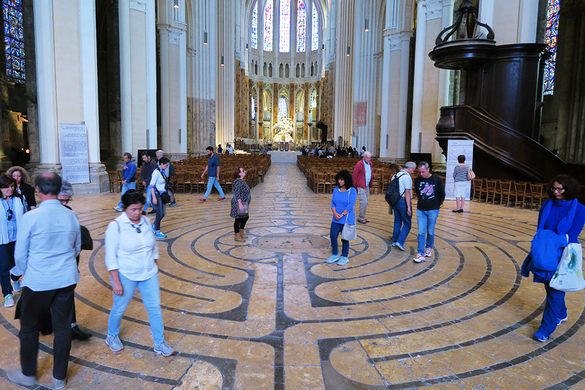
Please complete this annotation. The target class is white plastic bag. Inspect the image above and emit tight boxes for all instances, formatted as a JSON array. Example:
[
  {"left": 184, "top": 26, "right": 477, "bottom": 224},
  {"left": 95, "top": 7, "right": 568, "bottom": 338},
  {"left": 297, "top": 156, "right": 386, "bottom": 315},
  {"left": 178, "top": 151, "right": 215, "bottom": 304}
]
[{"left": 550, "top": 243, "right": 585, "bottom": 292}]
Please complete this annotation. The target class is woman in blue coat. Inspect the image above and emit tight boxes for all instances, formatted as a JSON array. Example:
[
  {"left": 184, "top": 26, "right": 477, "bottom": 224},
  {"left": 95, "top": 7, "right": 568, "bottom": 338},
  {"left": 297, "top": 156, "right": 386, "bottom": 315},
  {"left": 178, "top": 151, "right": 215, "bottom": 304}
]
[
  {"left": 326, "top": 170, "right": 357, "bottom": 266},
  {"left": 522, "top": 174, "right": 585, "bottom": 342}
]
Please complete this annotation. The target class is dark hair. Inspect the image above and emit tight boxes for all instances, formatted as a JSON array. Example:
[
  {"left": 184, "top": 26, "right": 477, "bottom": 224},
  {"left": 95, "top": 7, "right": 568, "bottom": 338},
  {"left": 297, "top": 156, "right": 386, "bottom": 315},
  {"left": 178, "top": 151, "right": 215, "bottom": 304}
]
[
  {"left": 335, "top": 170, "right": 353, "bottom": 189},
  {"left": 0, "top": 174, "right": 15, "bottom": 189},
  {"left": 457, "top": 155, "right": 466, "bottom": 163},
  {"left": 121, "top": 190, "right": 146, "bottom": 209},
  {"left": 417, "top": 161, "right": 430, "bottom": 170},
  {"left": 233, "top": 167, "right": 245, "bottom": 179},
  {"left": 35, "top": 172, "right": 62, "bottom": 196},
  {"left": 123, "top": 152, "right": 132, "bottom": 159},
  {"left": 206, "top": 146, "right": 214, "bottom": 152},
  {"left": 158, "top": 157, "right": 170, "bottom": 165},
  {"left": 548, "top": 174, "right": 581, "bottom": 200},
  {"left": 142, "top": 153, "right": 151, "bottom": 159}
]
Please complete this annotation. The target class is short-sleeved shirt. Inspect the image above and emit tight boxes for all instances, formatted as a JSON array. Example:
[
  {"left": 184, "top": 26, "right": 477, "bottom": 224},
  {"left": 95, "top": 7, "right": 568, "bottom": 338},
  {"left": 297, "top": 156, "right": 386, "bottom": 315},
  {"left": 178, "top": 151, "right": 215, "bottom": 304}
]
[
  {"left": 393, "top": 170, "right": 413, "bottom": 198},
  {"left": 453, "top": 164, "right": 470, "bottom": 182},
  {"left": 208, "top": 154, "right": 220, "bottom": 177}
]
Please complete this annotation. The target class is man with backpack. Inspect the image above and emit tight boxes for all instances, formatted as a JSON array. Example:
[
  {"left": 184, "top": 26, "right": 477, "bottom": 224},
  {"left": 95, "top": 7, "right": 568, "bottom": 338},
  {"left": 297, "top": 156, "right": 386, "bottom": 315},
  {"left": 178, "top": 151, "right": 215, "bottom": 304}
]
[{"left": 388, "top": 161, "right": 416, "bottom": 250}]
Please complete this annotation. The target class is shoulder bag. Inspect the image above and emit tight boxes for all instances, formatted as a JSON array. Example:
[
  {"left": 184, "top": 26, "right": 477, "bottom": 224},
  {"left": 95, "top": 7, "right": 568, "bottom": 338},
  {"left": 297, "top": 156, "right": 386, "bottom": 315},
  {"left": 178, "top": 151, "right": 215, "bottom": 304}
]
[
  {"left": 550, "top": 243, "right": 585, "bottom": 292},
  {"left": 467, "top": 167, "right": 476, "bottom": 180},
  {"left": 341, "top": 189, "right": 357, "bottom": 241}
]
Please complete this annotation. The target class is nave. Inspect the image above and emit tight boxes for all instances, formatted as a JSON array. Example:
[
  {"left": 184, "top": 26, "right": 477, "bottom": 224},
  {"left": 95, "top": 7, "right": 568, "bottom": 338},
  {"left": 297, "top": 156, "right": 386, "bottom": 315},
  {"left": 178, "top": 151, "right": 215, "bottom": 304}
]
[{"left": 0, "top": 161, "right": 584, "bottom": 389}]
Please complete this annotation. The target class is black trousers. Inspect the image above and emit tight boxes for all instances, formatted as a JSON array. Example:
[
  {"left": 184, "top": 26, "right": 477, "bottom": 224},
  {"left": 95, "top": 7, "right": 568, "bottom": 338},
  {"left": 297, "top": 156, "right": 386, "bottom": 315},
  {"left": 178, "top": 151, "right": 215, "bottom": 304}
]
[
  {"left": 234, "top": 216, "right": 249, "bottom": 233},
  {"left": 19, "top": 285, "right": 75, "bottom": 380}
]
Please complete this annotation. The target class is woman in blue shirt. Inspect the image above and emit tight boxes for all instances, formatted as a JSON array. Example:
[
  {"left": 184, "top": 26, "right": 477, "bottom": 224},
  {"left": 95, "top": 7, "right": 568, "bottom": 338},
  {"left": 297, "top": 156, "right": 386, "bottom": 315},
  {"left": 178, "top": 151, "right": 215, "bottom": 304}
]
[
  {"left": 522, "top": 174, "right": 585, "bottom": 342},
  {"left": 326, "top": 170, "right": 357, "bottom": 266},
  {"left": 0, "top": 175, "right": 25, "bottom": 308}
]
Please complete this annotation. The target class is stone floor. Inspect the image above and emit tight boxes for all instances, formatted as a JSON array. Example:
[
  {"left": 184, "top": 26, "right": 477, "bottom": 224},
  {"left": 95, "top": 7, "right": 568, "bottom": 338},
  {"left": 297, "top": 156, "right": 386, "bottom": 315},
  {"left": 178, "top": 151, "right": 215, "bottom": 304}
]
[{"left": 0, "top": 161, "right": 584, "bottom": 389}]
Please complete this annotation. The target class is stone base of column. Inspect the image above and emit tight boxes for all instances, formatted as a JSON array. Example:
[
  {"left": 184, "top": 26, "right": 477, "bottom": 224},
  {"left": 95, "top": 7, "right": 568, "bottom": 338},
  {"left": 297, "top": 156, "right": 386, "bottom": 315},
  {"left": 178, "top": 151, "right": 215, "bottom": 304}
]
[
  {"left": 0, "top": 155, "right": 13, "bottom": 171},
  {"left": 168, "top": 153, "right": 189, "bottom": 162},
  {"left": 30, "top": 162, "right": 109, "bottom": 194}
]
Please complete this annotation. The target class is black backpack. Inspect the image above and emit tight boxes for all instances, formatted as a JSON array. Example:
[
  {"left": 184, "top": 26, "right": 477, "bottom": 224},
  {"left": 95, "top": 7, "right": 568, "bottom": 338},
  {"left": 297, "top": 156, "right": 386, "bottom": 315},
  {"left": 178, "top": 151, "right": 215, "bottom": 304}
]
[{"left": 385, "top": 172, "right": 407, "bottom": 207}]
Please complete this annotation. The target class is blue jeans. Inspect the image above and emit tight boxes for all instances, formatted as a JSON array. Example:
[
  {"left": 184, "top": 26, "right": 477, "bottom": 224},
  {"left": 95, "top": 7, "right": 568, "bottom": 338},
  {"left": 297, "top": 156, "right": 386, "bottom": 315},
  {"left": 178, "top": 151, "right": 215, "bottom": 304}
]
[
  {"left": 107, "top": 273, "right": 165, "bottom": 345},
  {"left": 204, "top": 177, "right": 225, "bottom": 199},
  {"left": 144, "top": 185, "right": 154, "bottom": 212},
  {"left": 416, "top": 209, "right": 439, "bottom": 254},
  {"left": 538, "top": 283, "right": 567, "bottom": 337},
  {"left": 392, "top": 198, "right": 411, "bottom": 246},
  {"left": 330, "top": 221, "right": 349, "bottom": 257},
  {"left": 154, "top": 192, "right": 166, "bottom": 231},
  {"left": 117, "top": 182, "right": 136, "bottom": 208}
]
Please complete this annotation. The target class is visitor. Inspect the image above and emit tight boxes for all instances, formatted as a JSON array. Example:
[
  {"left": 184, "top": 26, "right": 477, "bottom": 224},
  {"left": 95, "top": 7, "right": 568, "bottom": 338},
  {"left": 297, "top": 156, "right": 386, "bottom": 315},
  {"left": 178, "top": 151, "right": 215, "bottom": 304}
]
[
  {"left": 114, "top": 152, "right": 137, "bottom": 212},
  {"left": 150, "top": 157, "right": 171, "bottom": 239},
  {"left": 104, "top": 190, "right": 175, "bottom": 357},
  {"left": 0, "top": 175, "right": 25, "bottom": 308},
  {"left": 140, "top": 153, "right": 157, "bottom": 214},
  {"left": 352, "top": 151, "right": 373, "bottom": 224},
  {"left": 360, "top": 146, "right": 367, "bottom": 157},
  {"left": 7, "top": 166, "right": 36, "bottom": 211},
  {"left": 412, "top": 161, "right": 445, "bottom": 263},
  {"left": 217, "top": 144, "right": 223, "bottom": 154},
  {"left": 226, "top": 143, "right": 235, "bottom": 155},
  {"left": 199, "top": 146, "right": 226, "bottom": 202},
  {"left": 521, "top": 174, "right": 585, "bottom": 342},
  {"left": 391, "top": 161, "right": 416, "bottom": 251},
  {"left": 326, "top": 170, "right": 356, "bottom": 266},
  {"left": 155, "top": 150, "right": 176, "bottom": 207},
  {"left": 231, "top": 167, "right": 251, "bottom": 242},
  {"left": 452, "top": 154, "right": 471, "bottom": 213},
  {"left": 7, "top": 172, "right": 80, "bottom": 390}
]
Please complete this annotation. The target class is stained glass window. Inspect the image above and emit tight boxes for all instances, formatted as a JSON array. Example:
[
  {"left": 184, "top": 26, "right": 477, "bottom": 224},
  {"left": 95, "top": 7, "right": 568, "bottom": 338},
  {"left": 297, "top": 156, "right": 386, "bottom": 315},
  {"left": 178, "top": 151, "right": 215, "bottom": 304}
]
[
  {"left": 311, "top": 3, "right": 319, "bottom": 51},
  {"left": 279, "top": 0, "right": 290, "bottom": 52},
  {"left": 264, "top": 0, "right": 273, "bottom": 51},
  {"left": 251, "top": 96, "right": 256, "bottom": 120},
  {"left": 543, "top": 0, "right": 559, "bottom": 95},
  {"left": 3, "top": 0, "right": 25, "bottom": 83},
  {"left": 251, "top": 2, "right": 258, "bottom": 49},
  {"left": 296, "top": 0, "right": 306, "bottom": 52}
]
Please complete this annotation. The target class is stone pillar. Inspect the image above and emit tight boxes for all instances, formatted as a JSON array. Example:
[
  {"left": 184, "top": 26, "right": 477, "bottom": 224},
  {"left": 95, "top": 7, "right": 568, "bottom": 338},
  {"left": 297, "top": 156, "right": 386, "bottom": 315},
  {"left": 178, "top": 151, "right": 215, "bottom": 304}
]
[
  {"left": 351, "top": 0, "right": 379, "bottom": 154},
  {"left": 410, "top": 0, "right": 427, "bottom": 153},
  {"left": 216, "top": 0, "right": 236, "bottom": 147},
  {"left": 32, "top": 0, "right": 108, "bottom": 192},
  {"left": 478, "top": 0, "right": 494, "bottom": 29},
  {"left": 158, "top": 0, "right": 188, "bottom": 158},
  {"left": 518, "top": 0, "right": 539, "bottom": 43},
  {"left": 333, "top": 0, "right": 354, "bottom": 146},
  {"left": 119, "top": 0, "right": 157, "bottom": 155}
]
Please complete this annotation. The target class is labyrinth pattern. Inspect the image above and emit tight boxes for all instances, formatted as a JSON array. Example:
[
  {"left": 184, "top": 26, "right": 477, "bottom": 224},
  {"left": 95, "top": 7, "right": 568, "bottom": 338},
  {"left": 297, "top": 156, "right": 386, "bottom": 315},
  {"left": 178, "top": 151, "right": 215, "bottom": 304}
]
[{"left": 1, "top": 162, "right": 584, "bottom": 389}]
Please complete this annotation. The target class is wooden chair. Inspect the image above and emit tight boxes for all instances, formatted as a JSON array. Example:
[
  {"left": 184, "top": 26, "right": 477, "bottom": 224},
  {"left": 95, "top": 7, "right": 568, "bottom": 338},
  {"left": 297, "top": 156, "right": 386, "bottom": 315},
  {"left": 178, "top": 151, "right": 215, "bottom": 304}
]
[
  {"left": 528, "top": 183, "right": 547, "bottom": 210},
  {"left": 484, "top": 179, "right": 498, "bottom": 203},
  {"left": 108, "top": 171, "right": 122, "bottom": 193},
  {"left": 512, "top": 181, "right": 528, "bottom": 208},
  {"left": 472, "top": 177, "right": 483, "bottom": 201},
  {"left": 498, "top": 180, "right": 513, "bottom": 206}
]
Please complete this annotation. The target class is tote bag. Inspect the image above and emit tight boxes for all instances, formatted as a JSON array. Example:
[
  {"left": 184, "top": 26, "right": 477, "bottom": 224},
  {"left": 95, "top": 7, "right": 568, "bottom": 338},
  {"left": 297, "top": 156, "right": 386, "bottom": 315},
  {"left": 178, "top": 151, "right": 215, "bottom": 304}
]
[
  {"left": 550, "top": 243, "right": 585, "bottom": 292},
  {"left": 341, "top": 189, "right": 357, "bottom": 241}
]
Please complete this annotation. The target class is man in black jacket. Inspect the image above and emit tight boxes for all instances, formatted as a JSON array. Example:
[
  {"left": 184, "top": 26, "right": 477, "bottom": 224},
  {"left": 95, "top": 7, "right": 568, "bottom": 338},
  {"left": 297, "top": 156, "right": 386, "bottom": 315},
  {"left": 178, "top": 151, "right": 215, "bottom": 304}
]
[
  {"left": 141, "top": 153, "right": 157, "bottom": 214},
  {"left": 413, "top": 161, "right": 445, "bottom": 263}
]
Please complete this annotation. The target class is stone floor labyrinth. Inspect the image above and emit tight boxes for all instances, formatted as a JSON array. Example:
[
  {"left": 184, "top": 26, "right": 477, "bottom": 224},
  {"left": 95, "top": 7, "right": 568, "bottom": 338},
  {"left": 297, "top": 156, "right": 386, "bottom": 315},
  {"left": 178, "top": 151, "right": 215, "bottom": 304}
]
[{"left": 1, "top": 161, "right": 584, "bottom": 389}]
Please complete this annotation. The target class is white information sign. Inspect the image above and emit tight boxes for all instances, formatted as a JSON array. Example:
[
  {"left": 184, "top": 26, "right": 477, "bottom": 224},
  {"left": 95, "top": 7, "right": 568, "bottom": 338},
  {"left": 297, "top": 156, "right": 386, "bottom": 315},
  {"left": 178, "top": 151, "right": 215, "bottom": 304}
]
[
  {"left": 445, "top": 139, "right": 474, "bottom": 200},
  {"left": 59, "top": 123, "right": 90, "bottom": 184}
]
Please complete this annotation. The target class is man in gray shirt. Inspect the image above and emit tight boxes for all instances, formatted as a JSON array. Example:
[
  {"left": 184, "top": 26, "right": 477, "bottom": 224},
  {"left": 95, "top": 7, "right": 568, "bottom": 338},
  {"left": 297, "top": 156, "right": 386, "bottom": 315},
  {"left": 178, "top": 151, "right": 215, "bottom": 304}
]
[{"left": 7, "top": 172, "right": 81, "bottom": 390}]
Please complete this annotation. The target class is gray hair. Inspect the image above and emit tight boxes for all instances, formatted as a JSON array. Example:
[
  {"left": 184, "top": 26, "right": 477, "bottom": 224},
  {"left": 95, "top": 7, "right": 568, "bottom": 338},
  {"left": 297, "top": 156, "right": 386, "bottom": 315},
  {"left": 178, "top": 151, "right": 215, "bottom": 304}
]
[
  {"left": 59, "top": 180, "right": 74, "bottom": 197},
  {"left": 404, "top": 161, "right": 416, "bottom": 169},
  {"left": 363, "top": 151, "right": 372, "bottom": 158},
  {"left": 156, "top": 150, "right": 164, "bottom": 155},
  {"left": 417, "top": 161, "right": 430, "bottom": 170}
]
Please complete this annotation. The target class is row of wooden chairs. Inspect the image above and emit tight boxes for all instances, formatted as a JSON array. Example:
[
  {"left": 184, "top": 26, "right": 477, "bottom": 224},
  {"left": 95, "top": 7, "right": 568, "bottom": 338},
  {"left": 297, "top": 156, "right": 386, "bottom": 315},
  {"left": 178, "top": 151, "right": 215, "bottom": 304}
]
[{"left": 472, "top": 178, "right": 547, "bottom": 209}]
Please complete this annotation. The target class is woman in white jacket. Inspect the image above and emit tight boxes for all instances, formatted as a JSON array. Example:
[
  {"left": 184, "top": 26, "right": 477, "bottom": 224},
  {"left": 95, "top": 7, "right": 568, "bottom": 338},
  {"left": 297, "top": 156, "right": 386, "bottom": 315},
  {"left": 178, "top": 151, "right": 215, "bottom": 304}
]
[
  {"left": 104, "top": 190, "right": 174, "bottom": 357},
  {"left": 0, "top": 175, "right": 25, "bottom": 308}
]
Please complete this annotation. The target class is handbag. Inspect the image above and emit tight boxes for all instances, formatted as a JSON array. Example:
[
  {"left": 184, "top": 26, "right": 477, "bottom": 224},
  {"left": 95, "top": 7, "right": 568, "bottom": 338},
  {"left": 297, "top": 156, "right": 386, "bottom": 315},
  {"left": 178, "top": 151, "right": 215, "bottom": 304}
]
[
  {"left": 467, "top": 168, "right": 476, "bottom": 180},
  {"left": 341, "top": 189, "right": 357, "bottom": 240},
  {"left": 550, "top": 243, "right": 585, "bottom": 292},
  {"left": 237, "top": 202, "right": 249, "bottom": 216}
]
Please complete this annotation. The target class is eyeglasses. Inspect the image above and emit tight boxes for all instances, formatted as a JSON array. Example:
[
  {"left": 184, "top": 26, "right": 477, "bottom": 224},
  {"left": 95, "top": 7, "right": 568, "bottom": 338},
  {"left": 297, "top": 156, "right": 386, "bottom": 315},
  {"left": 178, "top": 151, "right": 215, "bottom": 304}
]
[
  {"left": 59, "top": 198, "right": 72, "bottom": 205},
  {"left": 6, "top": 209, "right": 13, "bottom": 221},
  {"left": 130, "top": 223, "right": 142, "bottom": 234},
  {"left": 551, "top": 186, "right": 565, "bottom": 193}
]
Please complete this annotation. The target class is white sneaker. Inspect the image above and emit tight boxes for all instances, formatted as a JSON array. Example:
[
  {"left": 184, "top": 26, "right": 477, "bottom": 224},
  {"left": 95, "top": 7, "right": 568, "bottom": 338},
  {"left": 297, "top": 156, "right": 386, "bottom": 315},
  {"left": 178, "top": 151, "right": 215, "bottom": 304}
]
[
  {"left": 4, "top": 294, "right": 14, "bottom": 307},
  {"left": 424, "top": 247, "right": 433, "bottom": 257},
  {"left": 154, "top": 341, "right": 176, "bottom": 357},
  {"left": 413, "top": 254, "right": 425, "bottom": 263},
  {"left": 395, "top": 243, "right": 405, "bottom": 251}
]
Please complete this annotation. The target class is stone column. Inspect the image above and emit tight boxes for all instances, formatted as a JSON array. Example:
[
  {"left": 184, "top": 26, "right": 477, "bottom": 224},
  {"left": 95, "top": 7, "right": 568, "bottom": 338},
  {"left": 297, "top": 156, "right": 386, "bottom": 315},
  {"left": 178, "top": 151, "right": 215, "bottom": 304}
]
[
  {"left": 410, "top": 0, "right": 427, "bottom": 153},
  {"left": 119, "top": 0, "right": 157, "bottom": 155},
  {"left": 351, "top": 0, "right": 379, "bottom": 154},
  {"left": 333, "top": 0, "right": 354, "bottom": 146},
  {"left": 32, "top": 0, "right": 108, "bottom": 192},
  {"left": 518, "top": 0, "right": 539, "bottom": 43},
  {"left": 478, "top": 0, "right": 494, "bottom": 29},
  {"left": 216, "top": 0, "right": 236, "bottom": 147},
  {"left": 158, "top": 0, "right": 188, "bottom": 158}
]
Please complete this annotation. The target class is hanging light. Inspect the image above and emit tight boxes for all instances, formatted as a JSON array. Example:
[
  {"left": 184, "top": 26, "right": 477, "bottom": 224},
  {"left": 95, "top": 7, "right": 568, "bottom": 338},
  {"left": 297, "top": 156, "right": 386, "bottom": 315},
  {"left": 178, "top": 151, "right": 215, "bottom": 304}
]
[
  {"left": 221, "top": 55, "right": 225, "bottom": 67},
  {"left": 346, "top": 46, "right": 350, "bottom": 56},
  {"left": 204, "top": 31, "right": 208, "bottom": 45},
  {"left": 364, "top": 18, "right": 369, "bottom": 32},
  {"left": 246, "top": 43, "right": 249, "bottom": 50},
  {"left": 173, "top": 0, "right": 179, "bottom": 9}
]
